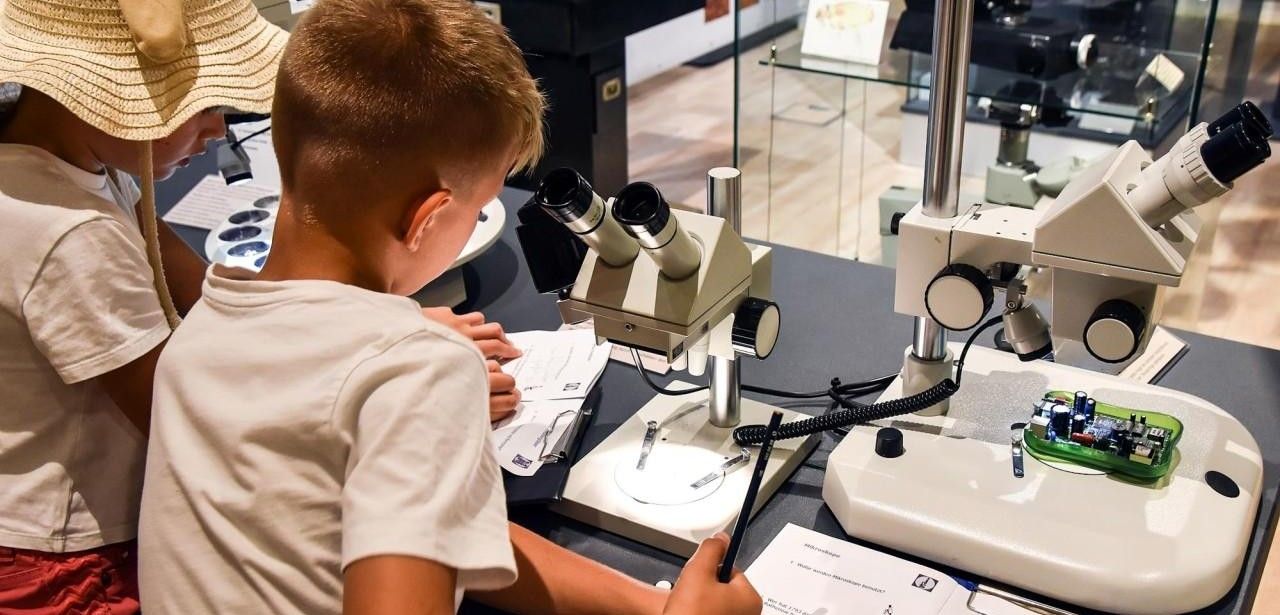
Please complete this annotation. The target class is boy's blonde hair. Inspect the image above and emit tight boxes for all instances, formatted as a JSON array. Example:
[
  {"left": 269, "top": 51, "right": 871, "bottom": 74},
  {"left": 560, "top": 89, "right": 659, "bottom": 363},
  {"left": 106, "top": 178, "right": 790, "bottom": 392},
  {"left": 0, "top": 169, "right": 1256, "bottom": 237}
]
[{"left": 273, "top": 0, "right": 545, "bottom": 219}]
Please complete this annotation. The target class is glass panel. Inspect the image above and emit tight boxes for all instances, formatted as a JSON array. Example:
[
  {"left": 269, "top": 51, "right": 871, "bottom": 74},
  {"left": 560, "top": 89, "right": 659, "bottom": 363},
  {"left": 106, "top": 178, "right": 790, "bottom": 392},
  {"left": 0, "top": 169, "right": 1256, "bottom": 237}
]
[{"left": 734, "top": 0, "right": 1221, "bottom": 265}]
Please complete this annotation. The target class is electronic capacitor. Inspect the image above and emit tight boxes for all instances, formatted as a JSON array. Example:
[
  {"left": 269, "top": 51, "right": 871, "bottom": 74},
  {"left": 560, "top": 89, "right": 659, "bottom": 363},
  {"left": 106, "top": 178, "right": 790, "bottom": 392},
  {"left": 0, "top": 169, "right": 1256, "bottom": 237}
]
[
  {"left": 1051, "top": 405, "right": 1072, "bottom": 437},
  {"left": 1073, "top": 391, "right": 1088, "bottom": 416},
  {"left": 1071, "top": 414, "right": 1086, "bottom": 435}
]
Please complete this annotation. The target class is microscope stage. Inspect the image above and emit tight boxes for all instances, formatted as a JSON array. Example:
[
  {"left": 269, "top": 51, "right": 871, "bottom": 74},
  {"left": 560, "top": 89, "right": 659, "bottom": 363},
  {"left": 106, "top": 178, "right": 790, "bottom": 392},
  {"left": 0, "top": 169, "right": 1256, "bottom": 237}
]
[
  {"left": 822, "top": 345, "right": 1263, "bottom": 615},
  {"left": 554, "top": 389, "right": 819, "bottom": 557}
]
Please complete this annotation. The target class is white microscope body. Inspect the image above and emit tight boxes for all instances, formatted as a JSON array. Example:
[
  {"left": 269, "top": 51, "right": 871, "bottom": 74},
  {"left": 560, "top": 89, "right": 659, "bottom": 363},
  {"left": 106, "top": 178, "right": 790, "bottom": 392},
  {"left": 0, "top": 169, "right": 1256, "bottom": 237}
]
[
  {"left": 824, "top": 103, "right": 1271, "bottom": 614},
  {"left": 533, "top": 168, "right": 818, "bottom": 556}
]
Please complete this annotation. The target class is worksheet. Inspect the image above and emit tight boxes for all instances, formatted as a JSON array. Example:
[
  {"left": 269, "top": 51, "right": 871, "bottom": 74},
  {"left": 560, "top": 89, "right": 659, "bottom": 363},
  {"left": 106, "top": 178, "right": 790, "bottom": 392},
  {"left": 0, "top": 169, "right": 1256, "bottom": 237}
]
[
  {"left": 746, "top": 524, "right": 1038, "bottom": 615},
  {"left": 503, "top": 330, "right": 611, "bottom": 402},
  {"left": 163, "top": 175, "right": 277, "bottom": 230},
  {"left": 490, "top": 399, "right": 582, "bottom": 476}
]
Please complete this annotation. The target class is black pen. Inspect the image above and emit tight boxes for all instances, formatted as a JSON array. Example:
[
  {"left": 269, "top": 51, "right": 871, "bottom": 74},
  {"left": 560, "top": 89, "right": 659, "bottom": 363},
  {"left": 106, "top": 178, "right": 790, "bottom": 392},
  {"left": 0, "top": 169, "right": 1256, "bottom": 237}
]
[{"left": 717, "top": 410, "right": 784, "bottom": 583}]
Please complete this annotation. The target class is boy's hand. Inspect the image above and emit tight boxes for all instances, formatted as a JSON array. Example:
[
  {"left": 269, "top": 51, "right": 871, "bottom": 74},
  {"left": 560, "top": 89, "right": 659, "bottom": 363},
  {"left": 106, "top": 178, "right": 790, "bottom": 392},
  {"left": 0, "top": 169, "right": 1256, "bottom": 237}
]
[
  {"left": 421, "top": 308, "right": 522, "bottom": 362},
  {"left": 664, "top": 533, "right": 762, "bottom": 615},
  {"left": 487, "top": 360, "right": 520, "bottom": 422}
]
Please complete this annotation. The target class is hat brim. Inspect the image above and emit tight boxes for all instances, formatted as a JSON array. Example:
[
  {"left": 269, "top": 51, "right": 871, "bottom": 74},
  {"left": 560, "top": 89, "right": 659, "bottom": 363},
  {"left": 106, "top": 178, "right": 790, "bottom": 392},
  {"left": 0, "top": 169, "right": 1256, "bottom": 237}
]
[{"left": 0, "top": 10, "right": 287, "bottom": 141}]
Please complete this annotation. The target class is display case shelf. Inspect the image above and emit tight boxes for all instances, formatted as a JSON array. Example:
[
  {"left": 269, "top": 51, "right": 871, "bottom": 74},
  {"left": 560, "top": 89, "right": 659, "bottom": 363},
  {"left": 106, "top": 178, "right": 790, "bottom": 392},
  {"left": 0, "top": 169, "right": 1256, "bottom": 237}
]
[{"left": 763, "top": 42, "right": 1203, "bottom": 129}]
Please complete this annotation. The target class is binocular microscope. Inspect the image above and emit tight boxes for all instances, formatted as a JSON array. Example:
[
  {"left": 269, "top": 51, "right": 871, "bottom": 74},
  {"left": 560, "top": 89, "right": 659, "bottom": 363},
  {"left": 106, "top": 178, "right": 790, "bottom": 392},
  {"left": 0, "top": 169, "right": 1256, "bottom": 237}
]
[{"left": 515, "top": 5, "right": 1271, "bottom": 612}]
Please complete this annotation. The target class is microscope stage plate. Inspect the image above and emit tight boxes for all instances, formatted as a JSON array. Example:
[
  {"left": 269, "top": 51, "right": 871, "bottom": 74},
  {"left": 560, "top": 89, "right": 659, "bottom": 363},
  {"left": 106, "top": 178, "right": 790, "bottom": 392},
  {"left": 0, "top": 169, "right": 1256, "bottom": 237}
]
[{"left": 554, "top": 389, "right": 819, "bottom": 557}]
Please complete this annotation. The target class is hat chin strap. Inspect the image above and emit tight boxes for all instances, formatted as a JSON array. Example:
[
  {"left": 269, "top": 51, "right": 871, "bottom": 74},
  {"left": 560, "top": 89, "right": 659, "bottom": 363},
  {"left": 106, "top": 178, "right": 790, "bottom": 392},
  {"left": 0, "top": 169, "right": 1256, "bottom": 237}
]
[{"left": 138, "top": 141, "right": 181, "bottom": 329}]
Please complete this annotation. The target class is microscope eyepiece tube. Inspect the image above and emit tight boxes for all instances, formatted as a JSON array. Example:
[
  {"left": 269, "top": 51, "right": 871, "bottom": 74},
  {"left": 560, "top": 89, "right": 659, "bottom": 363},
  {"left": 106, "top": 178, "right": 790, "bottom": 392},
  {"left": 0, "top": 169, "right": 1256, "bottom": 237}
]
[
  {"left": 612, "top": 182, "right": 702, "bottom": 281},
  {"left": 1129, "top": 101, "right": 1273, "bottom": 229},
  {"left": 1201, "top": 120, "right": 1272, "bottom": 184},
  {"left": 533, "top": 168, "right": 639, "bottom": 267}
]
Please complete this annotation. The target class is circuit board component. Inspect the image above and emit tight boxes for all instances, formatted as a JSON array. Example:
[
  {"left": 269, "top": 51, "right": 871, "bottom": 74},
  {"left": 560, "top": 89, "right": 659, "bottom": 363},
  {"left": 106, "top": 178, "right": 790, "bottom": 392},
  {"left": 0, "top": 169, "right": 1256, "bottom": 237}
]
[{"left": 1022, "top": 390, "right": 1184, "bottom": 480}]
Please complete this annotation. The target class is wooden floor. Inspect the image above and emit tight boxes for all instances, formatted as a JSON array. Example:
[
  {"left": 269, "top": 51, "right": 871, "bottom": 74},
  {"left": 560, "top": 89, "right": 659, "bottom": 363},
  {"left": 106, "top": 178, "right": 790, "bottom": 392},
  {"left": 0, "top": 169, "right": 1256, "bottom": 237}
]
[{"left": 628, "top": 29, "right": 1280, "bottom": 351}]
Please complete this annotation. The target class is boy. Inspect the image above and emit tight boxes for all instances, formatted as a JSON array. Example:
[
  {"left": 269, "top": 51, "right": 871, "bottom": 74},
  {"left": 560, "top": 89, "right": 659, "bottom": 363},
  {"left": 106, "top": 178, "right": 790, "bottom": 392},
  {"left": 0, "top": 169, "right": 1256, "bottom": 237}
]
[
  {"left": 0, "top": 0, "right": 286, "bottom": 609},
  {"left": 138, "top": 1, "right": 762, "bottom": 614}
]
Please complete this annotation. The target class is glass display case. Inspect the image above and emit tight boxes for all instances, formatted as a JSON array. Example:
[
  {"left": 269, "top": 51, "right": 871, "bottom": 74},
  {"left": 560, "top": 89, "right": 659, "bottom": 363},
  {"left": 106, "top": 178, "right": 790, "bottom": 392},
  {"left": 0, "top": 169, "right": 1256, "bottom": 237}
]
[{"left": 732, "top": 0, "right": 1261, "bottom": 265}]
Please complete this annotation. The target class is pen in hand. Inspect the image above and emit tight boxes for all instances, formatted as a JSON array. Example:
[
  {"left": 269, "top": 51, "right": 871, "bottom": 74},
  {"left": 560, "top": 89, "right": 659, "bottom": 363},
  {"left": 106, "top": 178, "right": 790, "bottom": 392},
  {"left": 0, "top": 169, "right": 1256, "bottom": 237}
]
[{"left": 717, "top": 410, "right": 784, "bottom": 583}]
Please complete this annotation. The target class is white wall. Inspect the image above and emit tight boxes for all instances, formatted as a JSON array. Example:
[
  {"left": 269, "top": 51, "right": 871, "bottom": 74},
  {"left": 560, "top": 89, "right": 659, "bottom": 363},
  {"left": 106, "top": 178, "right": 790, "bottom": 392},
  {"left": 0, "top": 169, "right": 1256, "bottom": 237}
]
[{"left": 625, "top": 1, "right": 803, "bottom": 86}]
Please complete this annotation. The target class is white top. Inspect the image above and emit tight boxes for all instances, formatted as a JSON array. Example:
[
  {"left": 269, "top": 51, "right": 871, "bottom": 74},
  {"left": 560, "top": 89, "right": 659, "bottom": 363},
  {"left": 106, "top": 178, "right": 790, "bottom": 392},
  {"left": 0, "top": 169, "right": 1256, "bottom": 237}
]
[
  {"left": 0, "top": 144, "right": 166, "bottom": 552},
  {"left": 139, "top": 266, "right": 517, "bottom": 614}
]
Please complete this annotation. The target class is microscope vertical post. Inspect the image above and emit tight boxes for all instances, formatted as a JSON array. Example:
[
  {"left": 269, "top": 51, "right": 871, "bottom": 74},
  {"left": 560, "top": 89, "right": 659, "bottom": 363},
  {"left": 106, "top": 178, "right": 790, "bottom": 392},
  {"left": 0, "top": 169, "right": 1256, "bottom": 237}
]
[
  {"left": 707, "top": 168, "right": 744, "bottom": 428},
  {"left": 907, "top": 0, "right": 976, "bottom": 409}
]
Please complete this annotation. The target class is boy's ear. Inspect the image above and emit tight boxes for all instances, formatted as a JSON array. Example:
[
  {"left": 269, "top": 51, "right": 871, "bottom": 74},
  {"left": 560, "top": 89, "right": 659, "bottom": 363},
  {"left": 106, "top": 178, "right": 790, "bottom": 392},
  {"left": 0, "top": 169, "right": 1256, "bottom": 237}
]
[{"left": 404, "top": 189, "right": 452, "bottom": 252}]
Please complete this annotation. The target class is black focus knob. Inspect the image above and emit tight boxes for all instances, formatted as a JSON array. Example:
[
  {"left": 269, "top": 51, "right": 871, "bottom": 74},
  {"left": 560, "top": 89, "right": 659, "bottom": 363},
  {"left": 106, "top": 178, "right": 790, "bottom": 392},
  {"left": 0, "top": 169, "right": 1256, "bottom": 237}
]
[
  {"left": 1084, "top": 299, "right": 1147, "bottom": 363},
  {"left": 732, "top": 298, "right": 781, "bottom": 359},
  {"left": 875, "top": 427, "right": 905, "bottom": 459},
  {"left": 925, "top": 264, "right": 994, "bottom": 331}
]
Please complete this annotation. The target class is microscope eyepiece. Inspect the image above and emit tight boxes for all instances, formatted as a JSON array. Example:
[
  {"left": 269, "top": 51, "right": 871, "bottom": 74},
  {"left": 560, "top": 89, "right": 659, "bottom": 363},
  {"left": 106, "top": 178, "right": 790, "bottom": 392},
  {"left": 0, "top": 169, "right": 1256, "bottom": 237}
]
[
  {"left": 532, "top": 168, "right": 639, "bottom": 267},
  {"left": 612, "top": 182, "right": 702, "bottom": 280},
  {"left": 1201, "top": 120, "right": 1272, "bottom": 184},
  {"left": 1207, "top": 101, "right": 1272, "bottom": 140},
  {"left": 612, "top": 183, "right": 673, "bottom": 243},
  {"left": 535, "top": 168, "right": 596, "bottom": 227}
]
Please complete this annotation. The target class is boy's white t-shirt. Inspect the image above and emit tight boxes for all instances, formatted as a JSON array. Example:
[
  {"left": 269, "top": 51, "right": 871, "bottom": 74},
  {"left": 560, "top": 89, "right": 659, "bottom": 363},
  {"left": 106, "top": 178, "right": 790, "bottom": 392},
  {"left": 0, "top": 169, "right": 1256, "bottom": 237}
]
[
  {"left": 0, "top": 144, "right": 168, "bottom": 552},
  {"left": 139, "top": 265, "right": 517, "bottom": 614}
]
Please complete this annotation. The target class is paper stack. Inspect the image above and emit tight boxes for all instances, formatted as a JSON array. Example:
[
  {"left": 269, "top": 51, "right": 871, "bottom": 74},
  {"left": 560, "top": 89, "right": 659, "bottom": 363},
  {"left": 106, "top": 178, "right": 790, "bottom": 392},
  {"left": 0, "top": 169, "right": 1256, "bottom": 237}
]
[{"left": 490, "top": 329, "right": 611, "bottom": 476}]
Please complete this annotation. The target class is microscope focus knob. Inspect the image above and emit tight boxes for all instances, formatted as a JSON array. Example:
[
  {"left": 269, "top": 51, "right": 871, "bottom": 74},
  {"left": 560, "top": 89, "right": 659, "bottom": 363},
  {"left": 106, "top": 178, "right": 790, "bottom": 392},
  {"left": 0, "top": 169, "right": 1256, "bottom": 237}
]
[
  {"left": 1085, "top": 299, "right": 1147, "bottom": 363},
  {"left": 732, "top": 298, "right": 781, "bottom": 360},
  {"left": 925, "top": 264, "right": 994, "bottom": 330}
]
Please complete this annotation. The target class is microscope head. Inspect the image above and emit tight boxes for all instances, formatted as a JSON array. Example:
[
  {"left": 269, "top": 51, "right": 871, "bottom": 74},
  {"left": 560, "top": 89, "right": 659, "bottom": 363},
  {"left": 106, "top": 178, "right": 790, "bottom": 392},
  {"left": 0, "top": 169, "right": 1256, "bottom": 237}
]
[
  {"left": 1032, "top": 101, "right": 1270, "bottom": 362},
  {"left": 520, "top": 169, "right": 772, "bottom": 369},
  {"left": 896, "top": 101, "right": 1271, "bottom": 367}
]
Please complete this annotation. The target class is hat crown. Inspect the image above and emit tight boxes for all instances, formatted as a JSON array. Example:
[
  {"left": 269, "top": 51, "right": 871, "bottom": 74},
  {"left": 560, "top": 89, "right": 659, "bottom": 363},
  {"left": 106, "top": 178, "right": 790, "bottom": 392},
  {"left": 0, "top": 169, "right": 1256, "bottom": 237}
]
[
  {"left": 0, "top": 0, "right": 286, "bottom": 140},
  {"left": 1, "top": 0, "right": 260, "bottom": 56}
]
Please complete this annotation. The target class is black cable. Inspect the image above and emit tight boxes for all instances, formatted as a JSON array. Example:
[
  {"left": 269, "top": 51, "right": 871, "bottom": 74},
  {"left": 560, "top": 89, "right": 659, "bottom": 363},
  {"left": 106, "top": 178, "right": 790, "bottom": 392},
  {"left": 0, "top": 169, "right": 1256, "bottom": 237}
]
[
  {"left": 227, "top": 126, "right": 271, "bottom": 153},
  {"left": 742, "top": 373, "right": 896, "bottom": 399},
  {"left": 630, "top": 348, "right": 707, "bottom": 396},
  {"left": 955, "top": 316, "right": 1004, "bottom": 386},
  {"left": 733, "top": 315, "right": 1004, "bottom": 446}
]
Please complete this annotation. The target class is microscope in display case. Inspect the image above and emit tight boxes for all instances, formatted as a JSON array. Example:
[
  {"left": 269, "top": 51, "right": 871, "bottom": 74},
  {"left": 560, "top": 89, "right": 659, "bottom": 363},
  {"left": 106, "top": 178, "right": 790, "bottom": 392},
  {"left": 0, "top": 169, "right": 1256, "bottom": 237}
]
[
  {"left": 518, "top": 167, "right": 817, "bottom": 556},
  {"left": 823, "top": 96, "right": 1272, "bottom": 614}
]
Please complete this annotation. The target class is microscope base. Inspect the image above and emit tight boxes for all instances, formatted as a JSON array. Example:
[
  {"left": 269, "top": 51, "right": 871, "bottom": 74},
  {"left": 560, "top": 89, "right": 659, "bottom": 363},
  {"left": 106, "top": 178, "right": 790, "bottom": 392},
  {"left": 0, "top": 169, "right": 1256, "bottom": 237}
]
[
  {"left": 554, "top": 389, "right": 819, "bottom": 557},
  {"left": 822, "top": 345, "right": 1262, "bottom": 615}
]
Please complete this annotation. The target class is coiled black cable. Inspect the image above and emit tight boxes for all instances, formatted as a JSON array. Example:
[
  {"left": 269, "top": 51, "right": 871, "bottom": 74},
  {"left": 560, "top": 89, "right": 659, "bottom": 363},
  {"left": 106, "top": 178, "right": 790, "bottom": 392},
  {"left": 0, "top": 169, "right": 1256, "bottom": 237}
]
[
  {"left": 732, "top": 316, "right": 1003, "bottom": 445},
  {"left": 733, "top": 379, "right": 960, "bottom": 444}
]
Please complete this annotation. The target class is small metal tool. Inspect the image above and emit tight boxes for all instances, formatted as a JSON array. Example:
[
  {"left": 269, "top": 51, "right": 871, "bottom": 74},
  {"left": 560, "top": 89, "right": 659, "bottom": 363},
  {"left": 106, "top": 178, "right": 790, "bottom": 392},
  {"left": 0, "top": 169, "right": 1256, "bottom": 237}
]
[
  {"left": 637, "top": 420, "right": 658, "bottom": 470},
  {"left": 1011, "top": 422, "right": 1026, "bottom": 478},
  {"left": 690, "top": 448, "right": 752, "bottom": 489}
]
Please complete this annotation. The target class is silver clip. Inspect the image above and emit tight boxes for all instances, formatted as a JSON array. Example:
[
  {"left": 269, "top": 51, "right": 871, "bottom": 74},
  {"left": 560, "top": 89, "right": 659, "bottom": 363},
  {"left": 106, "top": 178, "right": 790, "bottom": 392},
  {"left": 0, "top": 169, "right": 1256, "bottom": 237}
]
[
  {"left": 690, "top": 448, "right": 752, "bottom": 489},
  {"left": 637, "top": 420, "right": 659, "bottom": 470},
  {"left": 1011, "top": 423, "right": 1026, "bottom": 479}
]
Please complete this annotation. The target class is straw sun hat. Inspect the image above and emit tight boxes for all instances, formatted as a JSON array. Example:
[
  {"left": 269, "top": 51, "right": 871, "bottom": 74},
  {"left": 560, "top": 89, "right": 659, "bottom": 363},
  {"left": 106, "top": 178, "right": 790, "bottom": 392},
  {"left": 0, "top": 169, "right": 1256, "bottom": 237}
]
[{"left": 0, "top": 0, "right": 287, "bottom": 326}]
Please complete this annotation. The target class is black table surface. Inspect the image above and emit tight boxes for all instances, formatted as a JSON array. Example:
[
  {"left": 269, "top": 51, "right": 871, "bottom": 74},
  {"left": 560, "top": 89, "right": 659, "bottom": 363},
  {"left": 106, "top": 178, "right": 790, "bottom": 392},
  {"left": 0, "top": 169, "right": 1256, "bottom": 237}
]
[{"left": 159, "top": 166, "right": 1279, "bottom": 615}]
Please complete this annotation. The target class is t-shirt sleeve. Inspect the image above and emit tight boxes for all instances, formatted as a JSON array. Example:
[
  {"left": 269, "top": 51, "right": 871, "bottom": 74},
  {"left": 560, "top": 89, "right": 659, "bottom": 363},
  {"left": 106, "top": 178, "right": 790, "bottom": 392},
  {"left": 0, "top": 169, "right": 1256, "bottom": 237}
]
[
  {"left": 22, "top": 217, "right": 170, "bottom": 384},
  {"left": 337, "top": 331, "right": 517, "bottom": 592}
]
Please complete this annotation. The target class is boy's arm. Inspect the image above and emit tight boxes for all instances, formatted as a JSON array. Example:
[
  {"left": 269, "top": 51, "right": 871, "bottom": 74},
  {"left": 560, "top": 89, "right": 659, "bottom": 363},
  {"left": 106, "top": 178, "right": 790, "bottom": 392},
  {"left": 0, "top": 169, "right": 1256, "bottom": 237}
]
[
  {"left": 468, "top": 523, "right": 668, "bottom": 615},
  {"left": 96, "top": 341, "right": 167, "bottom": 437},
  {"left": 157, "top": 221, "right": 208, "bottom": 314},
  {"left": 344, "top": 555, "right": 457, "bottom": 615}
]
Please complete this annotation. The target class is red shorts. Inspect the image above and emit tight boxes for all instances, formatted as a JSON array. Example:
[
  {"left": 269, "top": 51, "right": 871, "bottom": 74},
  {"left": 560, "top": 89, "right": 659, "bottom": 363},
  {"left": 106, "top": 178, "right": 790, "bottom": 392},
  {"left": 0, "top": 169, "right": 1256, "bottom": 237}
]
[{"left": 0, "top": 541, "right": 139, "bottom": 614}]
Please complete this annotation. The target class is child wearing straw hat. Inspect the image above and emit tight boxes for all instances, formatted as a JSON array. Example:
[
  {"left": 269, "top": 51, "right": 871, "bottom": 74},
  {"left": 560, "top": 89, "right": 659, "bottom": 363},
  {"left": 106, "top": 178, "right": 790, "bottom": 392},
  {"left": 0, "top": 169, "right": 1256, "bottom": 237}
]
[
  {"left": 0, "top": 0, "right": 285, "bottom": 610},
  {"left": 137, "top": 1, "right": 761, "bottom": 614}
]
